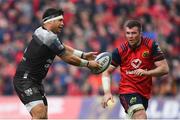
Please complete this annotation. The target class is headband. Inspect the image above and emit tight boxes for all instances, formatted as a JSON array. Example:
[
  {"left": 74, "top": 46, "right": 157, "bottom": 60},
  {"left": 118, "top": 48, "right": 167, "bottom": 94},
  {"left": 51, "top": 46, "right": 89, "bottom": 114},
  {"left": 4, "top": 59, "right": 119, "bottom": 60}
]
[{"left": 43, "top": 15, "right": 63, "bottom": 23}]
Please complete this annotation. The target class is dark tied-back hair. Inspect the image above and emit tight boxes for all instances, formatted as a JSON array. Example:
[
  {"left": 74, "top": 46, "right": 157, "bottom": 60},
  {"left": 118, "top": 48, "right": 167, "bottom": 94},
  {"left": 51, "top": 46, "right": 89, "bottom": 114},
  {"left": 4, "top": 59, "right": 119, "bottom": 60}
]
[
  {"left": 42, "top": 8, "right": 64, "bottom": 22},
  {"left": 124, "top": 20, "right": 142, "bottom": 32}
]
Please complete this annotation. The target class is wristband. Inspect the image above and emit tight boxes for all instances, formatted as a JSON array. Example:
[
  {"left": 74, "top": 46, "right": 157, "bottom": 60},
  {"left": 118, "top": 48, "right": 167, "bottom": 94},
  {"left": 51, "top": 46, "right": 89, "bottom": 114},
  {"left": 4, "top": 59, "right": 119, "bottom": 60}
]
[
  {"left": 81, "top": 52, "right": 85, "bottom": 59},
  {"left": 79, "top": 59, "right": 89, "bottom": 67},
  {"left": 73, "top": 50, "right": 84, "bottom": 58}
]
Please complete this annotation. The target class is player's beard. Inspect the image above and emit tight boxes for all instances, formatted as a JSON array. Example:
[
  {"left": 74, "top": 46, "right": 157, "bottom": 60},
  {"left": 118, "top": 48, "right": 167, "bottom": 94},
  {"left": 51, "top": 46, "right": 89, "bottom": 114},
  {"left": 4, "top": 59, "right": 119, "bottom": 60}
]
[
  {"left": 134, "top": 38, "right": 141, "bottom": 47},
  {"left": 57, "top": 26, "right": 63, "bottom": 33},
  {"left": 129, "top": 37, "right": 141, "bottom": 48}
]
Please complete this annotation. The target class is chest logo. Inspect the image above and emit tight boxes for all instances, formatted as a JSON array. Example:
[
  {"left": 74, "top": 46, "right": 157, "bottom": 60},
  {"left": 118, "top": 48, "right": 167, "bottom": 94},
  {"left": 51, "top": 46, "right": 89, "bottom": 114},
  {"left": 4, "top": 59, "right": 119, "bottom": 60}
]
[
  {"left": 131, "top": 59, "right": 142, "bottom": 68},
  {"left": 142, "top": 50, "right": 149, "bottom": 58}
]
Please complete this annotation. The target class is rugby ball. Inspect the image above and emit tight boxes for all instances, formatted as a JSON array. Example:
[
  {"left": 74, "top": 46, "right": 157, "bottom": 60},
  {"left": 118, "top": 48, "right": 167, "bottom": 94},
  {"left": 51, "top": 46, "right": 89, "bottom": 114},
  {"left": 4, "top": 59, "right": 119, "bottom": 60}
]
[{"left": 91, "top": 52, "right": 112, "bottom": 74}]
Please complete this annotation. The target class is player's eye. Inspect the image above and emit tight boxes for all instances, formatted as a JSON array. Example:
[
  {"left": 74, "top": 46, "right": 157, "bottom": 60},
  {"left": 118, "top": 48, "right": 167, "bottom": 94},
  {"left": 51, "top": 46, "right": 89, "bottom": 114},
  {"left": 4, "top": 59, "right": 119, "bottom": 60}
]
[
  {"left": 59, "top": 19, "right": 63, "bottom": 22},
  {"left": 132, "top": 32, "right": 137, "bottom": 34}
]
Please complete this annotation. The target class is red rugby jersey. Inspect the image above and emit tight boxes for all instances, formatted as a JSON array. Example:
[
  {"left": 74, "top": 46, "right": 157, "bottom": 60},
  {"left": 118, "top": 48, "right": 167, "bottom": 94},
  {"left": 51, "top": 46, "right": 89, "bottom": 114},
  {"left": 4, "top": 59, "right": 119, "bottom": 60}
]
[{"left": 111, "top": 37, "right": 165, "bottom": 99}]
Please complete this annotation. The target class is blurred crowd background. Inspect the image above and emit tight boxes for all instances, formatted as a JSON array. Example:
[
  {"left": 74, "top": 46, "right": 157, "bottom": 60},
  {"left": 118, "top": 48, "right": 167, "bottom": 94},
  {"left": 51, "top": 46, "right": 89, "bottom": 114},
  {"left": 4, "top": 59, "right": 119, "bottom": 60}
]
[{"left": 0, "top": 0, "right": 179, "bottom": 97}]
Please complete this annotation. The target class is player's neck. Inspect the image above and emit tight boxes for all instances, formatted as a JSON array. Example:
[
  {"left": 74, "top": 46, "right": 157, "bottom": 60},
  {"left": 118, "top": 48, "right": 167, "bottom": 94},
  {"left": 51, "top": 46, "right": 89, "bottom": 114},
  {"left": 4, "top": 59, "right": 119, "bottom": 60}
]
[
  {"left": 130, "top": 38, "right": 142, "bottom": 49},
  {"left": 42, "top": 24, "right": 53, "bottom": 33}
]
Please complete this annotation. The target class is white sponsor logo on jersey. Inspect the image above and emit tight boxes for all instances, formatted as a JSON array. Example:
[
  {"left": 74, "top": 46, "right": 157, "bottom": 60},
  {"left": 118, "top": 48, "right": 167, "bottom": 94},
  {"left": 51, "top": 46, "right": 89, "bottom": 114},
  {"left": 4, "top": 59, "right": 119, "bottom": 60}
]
[
  {"left": 131, "top": 59, "right": 142, "bottom": 69},
  {"left": 126, "top": 59, "right": 142, "bottom": 75}
]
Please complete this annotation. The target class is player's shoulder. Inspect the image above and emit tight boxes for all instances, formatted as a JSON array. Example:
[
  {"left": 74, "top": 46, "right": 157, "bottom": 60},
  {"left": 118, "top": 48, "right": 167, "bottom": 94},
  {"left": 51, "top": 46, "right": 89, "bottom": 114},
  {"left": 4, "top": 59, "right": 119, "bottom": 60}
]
[
  {"left": 141, "top": 36, "right": 154, "bottom": 46},
  {"left": 34, "top": 27, "right": 58, "bottom": 45},
  {"left": 118, "top": 41, "right": 129, "bottom": 53}
]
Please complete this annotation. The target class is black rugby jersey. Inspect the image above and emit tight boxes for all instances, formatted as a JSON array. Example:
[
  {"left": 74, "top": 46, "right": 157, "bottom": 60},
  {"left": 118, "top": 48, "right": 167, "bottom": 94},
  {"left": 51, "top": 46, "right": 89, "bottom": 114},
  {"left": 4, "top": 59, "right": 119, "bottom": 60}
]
[{"left": 15, "top": 27, "right": 65, "bottom": 81}]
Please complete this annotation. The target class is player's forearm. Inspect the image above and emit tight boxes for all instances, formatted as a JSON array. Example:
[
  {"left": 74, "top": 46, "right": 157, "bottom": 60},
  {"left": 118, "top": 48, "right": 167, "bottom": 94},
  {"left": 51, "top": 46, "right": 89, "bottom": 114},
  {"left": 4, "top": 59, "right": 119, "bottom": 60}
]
[
  {"left": 102, "top": 72, "right": 111, "bottom": 94},
  {"left": 147, "top": 65, "right": 169, "bottom": 77},
  {"left": 102, "top": 65, "right": 117, "bottom": 94},
  {"left": 64, "top": 55, "right": 89, "bottom": 67},
  {"left": 60, "top": 50, "right": 89, "bottom": 67},
  {"left": 64, "top": 45, "right": 84, "bottom": 58}
]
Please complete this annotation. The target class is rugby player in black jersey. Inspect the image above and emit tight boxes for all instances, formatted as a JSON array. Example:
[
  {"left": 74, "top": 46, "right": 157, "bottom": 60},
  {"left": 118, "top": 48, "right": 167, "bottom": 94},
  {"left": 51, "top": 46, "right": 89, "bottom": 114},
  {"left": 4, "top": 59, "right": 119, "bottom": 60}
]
[{"left": 13, "top": 8, "right": 101, "bottom": 119}]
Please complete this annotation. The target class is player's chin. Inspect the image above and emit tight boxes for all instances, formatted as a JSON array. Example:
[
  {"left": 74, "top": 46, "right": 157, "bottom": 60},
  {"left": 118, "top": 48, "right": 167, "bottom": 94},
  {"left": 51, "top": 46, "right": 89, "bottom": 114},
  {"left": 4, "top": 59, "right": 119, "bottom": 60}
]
[
  {"left": 58, "top": 27, "right": 63, "bottom": 32},
  {"left": 57, "top": 29, "right": 62, "bottom": 33},
  {"left": 129, "top": 42, "right": 135, "bottom": 46}
]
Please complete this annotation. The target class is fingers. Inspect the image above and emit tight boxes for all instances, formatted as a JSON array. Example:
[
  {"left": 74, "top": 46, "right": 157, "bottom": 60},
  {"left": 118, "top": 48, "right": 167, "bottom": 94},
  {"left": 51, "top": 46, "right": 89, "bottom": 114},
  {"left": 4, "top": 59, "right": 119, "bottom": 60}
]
[
  {"left": 90, "top": 52, "right": 99, "bottom": 55},
  {"left": 101, "top": 98, "right": 107, "bottom": 108},
  {"left": 111, "top": 97, "right": 114, "bottom": 103},
  {"left": 95, "top": 63, "right": 103, "bottom": 71},
  {"left": 91, "top": 52, "right": 99, "bottom": 59},
  {"left": 101, "top": 99, "right": 108, "bottom": 108},
  {"left": 101, "top": 100, "right": 106, "bottom": 108},
  {"left": 94, "top": 61, "right": 102, "bottom": 69},
  {"left": 134, "top": 69, "right": 144, "bottom": 76},
  {"left": 88, "top": 61, "right": 102, "bottom": 71},
  {"left": 134, "top": 71, "right": 143, "bottom": 76},
  {"left": 101, "top": 97, "right": 113, "bottom": 108},
  {"left": 97, "top": 62, "right": 102, "bottom": 68},
  {"left": 85, "top": 52, "right": 99, "bottom": 60}
]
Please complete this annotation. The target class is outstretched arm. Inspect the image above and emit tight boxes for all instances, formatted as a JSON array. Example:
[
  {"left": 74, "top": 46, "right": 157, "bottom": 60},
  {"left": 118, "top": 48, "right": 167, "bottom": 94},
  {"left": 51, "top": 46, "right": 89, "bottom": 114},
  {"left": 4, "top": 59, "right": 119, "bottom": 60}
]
[
  {"left": 101, "top": 65, "right": 117, "bottom": 108},
  {"left": 64, "top": 44, "right": 97, "bottom": 60},
  {"left": 58, "top": 45, "right": 101, "bottom": 70}
]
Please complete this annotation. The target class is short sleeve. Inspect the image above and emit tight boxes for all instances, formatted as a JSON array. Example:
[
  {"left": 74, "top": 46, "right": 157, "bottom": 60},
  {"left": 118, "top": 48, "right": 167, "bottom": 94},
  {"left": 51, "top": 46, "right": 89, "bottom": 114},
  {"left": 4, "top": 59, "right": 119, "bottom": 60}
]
[
  {"left": 48, "top": 38, "right": 65, "bottom": 56},
  {"left": 111, "top": 48, "right": 121, "bottom": 67},
  {"left": 151, "top": 41, "right": 165, "bottom": 61}
]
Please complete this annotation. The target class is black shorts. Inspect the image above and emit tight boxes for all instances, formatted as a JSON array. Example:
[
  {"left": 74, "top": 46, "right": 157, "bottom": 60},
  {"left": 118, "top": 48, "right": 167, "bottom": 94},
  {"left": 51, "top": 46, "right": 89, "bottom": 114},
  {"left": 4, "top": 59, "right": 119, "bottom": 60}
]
[
  {"left": 119, "top": 93, "right": 148, "bottom": 113},
  {"left": 13, "top": 76, "right": 47, "bottom": 106}
]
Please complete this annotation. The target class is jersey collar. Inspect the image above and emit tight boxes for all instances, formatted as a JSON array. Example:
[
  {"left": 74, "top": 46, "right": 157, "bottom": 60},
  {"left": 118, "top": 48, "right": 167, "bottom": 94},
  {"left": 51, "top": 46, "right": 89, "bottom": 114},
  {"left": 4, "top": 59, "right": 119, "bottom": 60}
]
[{"left": 128, "top": 37, "right": 142, "bottom": 50}]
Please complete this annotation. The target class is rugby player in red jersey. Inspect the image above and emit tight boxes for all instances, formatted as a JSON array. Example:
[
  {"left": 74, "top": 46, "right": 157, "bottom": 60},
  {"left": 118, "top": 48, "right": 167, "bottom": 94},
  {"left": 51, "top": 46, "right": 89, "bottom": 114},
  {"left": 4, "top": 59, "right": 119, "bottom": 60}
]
[{"left": 101, "top": 20, "right": 169, "bottom": 119}]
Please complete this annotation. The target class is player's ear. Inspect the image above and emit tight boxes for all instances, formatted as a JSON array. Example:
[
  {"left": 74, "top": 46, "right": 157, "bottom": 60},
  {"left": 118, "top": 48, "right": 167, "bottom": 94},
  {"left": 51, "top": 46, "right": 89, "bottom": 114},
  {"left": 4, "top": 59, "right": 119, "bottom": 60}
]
[{"left": 140, "top": 27, "right": 142, "bottom": 34}]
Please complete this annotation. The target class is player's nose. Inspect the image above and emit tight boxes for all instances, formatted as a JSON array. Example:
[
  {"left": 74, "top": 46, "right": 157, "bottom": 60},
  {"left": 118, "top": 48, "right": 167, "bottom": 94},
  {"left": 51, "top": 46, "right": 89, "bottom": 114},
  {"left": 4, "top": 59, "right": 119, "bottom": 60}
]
[
  {"left": 129, "top": 33, "right": 133, "bottom": 37},
  {"left": 61, "top": 21, "right": 64, "bottom": 26}
]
